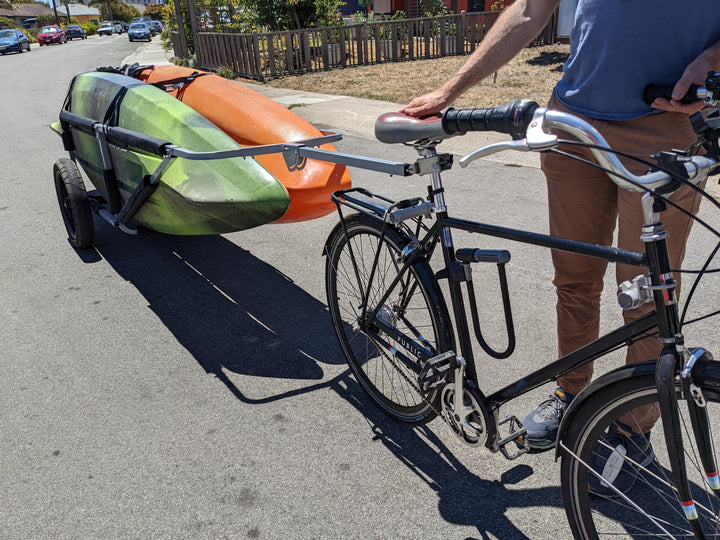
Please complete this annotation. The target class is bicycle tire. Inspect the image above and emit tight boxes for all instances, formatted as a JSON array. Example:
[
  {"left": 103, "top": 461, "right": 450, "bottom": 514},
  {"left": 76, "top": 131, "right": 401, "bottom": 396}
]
[
  {"left": 325, "top": 214, "right": 453, "bottom": 424},
  {"left": 560, "top": 359, "right": 720, "bottom": 538}
]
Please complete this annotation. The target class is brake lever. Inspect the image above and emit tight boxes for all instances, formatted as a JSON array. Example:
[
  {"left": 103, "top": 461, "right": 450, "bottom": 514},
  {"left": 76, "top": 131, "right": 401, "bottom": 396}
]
[
  {"left": 459, "top": 108, "right": 558, "bottom": 167},
  {"left": 459, "top": 139, "right": 531, "bottom": 167}
]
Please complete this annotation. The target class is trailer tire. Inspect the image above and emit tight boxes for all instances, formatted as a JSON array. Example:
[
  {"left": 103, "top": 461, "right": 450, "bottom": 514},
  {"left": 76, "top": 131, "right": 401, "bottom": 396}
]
[{"left": 54, "top": 158, "right": 94, "bottom": 249}]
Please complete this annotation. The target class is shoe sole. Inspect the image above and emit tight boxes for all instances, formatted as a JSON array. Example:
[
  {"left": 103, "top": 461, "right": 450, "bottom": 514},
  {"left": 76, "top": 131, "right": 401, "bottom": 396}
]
[
  {"left": 527, "top": 437, "right": 557, "bottom": 451},
  {"left": 588, "top": 449, "right": 656, "bottom": 498}
]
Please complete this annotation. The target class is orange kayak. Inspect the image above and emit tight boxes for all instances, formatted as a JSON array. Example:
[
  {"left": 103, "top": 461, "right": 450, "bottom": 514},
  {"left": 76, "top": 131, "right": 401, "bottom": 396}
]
[{"left": 134, "top": 65, "right": 351, "bottom": 223}]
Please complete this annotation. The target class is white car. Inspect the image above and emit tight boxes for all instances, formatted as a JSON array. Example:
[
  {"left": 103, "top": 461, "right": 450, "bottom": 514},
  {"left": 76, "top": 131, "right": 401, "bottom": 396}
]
[{"left": 97, "top": 22, "right": 114, "bottom": 36}]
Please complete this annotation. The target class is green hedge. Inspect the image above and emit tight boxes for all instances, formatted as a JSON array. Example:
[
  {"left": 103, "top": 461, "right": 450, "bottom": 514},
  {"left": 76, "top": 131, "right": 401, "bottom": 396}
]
[
  {"left": 0, "top": 16, "right": 18, "bottom": 29},
  {"left": 83, "top": 21, "right": 97, "bottom": 36}
]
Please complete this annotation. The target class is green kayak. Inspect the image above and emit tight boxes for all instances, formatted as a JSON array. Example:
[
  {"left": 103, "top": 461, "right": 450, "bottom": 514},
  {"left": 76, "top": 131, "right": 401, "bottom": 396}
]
[{"left": 60, "top": 71, "right": 290, "bottom": 235}]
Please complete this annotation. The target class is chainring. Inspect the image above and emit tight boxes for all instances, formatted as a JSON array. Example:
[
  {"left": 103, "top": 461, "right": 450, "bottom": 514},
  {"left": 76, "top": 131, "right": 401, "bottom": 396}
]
[{"left": 440, "top": 382, "right": 491, "bottom": 446}]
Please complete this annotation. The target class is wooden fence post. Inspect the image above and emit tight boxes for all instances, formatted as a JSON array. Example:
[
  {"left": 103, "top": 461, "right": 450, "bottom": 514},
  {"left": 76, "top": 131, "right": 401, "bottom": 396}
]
[
  {"left": 252, "top": 31, "right": 263, "bottom": 81},
  {"left": 171, "top": 0, "right": 188, "bottom": 58}
]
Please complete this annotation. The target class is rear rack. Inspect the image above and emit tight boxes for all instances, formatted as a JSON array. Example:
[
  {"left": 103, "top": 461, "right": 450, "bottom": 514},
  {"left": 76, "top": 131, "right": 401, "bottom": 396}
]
[{"left": 332, "top": 188, "right": 435, "bottom": 225}]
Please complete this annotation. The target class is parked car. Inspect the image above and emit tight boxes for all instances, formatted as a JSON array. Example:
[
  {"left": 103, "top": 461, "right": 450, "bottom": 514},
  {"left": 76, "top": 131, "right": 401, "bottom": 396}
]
[
  {"left": 113, "top": 21, "right": 128, "bottom": 33},
  {"left": 21, "top": 18, "right": 36, "bottom": 29},
  {"left": 0, "top": 28, "right": 31, "bottom": 54},
  {"left": 150, "top": 21, "right": 163, "bottom": 35},
  {"left": 128, "top": 22, "right": 152, "bottom": 42},
  {"left": 65, "top": 24, "right": 87, "bottom": 40},
  {"left": 130, "top": 16, "right": 152, "bottom": 25},
  {"left": 97, "top": 22, "right": 114, "bottom": 36},
  {"left": 37, "top": 25, "right": 66, "bottom": 46}
]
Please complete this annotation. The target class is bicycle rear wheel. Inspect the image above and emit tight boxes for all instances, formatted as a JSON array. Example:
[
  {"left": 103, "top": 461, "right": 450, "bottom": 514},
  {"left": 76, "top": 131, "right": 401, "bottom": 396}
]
[
  {"left": 325, "top": 214, "right": 452, "bottom": 424},
  {"left": 560, "top": 359, "right": 720, "bottom": 538}
]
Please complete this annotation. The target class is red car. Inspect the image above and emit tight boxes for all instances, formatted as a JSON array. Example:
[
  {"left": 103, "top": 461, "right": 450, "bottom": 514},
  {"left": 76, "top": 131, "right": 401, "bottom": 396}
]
[{"left": 38, "top": 25, "right": 66, "bottom": 46}]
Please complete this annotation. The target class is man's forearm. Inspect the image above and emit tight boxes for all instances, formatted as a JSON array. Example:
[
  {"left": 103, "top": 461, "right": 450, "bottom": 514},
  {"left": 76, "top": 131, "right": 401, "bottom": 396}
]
[{"left": 439, "top": 0, "right": 560, "bottom": 103}]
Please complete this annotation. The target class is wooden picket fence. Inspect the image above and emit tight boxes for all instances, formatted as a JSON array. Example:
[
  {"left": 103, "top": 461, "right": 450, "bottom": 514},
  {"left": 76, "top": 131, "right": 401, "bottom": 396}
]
[{"left": 172, "top": 11, "right": 557, "bottom": 81}]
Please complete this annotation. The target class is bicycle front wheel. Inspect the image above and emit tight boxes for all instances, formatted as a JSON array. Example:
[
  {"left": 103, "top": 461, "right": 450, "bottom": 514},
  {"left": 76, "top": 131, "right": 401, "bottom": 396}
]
[
  {"left": 325, "top": 214, "right": 452, "bottom": 424},
  {"left": 560, "top": 360, "right": 720, "bottom": 538}
]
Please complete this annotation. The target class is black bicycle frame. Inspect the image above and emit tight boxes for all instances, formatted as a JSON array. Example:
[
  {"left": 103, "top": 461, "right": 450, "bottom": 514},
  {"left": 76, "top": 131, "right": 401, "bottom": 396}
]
[{"left": 427, "top": 212, "right": 655, "bottom": 405}]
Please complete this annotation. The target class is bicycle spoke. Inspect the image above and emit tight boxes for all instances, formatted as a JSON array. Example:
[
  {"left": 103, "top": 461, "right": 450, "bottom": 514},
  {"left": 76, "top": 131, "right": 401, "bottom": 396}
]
[
  {"left": 326, "top": 216, "right": 449, "bottom": 423},
  {"left": 561, "top": 376, "right": 720, "bottom": 538}
]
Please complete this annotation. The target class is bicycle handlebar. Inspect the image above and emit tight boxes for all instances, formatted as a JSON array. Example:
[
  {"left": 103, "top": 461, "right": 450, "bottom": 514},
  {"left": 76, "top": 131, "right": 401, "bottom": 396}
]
[
  {"left": 642, "top": 84, "right": 704, "bottom": 105},
  {"left": 377, "top": 71, "right": 720, "bottom": 192},
  {"left": 441, "top": 100, "right": 539, "bottom": 140},
  {"left": 457, "top": 104, "right": 718, "bottom": 192}
]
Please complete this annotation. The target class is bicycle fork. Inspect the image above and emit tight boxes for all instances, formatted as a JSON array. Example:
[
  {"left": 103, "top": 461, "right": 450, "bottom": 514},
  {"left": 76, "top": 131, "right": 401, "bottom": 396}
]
[{"left": 656, "top": 348, "right": 719, "bottom": 539}]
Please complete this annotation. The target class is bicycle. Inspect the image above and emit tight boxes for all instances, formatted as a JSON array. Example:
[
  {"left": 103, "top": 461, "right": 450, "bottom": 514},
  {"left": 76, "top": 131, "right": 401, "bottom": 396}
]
[{"left": 323, "top": 73, "right": 720, "bottom": 538}]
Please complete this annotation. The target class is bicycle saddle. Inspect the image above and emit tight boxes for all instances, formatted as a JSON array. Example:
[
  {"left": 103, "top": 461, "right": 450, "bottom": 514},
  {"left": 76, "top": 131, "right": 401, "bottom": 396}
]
[{"left": 374, "top": 112, "right": 451, "bottom": 144}]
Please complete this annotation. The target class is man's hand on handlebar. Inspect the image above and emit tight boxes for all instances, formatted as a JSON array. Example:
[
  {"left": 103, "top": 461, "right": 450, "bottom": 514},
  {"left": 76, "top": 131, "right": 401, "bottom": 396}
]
[{"left": 651, "top": 45, "right": 720, "bottom": 115}]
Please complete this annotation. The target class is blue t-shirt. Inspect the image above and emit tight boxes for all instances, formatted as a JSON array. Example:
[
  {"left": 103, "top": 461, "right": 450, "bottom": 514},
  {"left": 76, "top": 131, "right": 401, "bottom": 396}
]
[{"left": 554, "top": 0, "right": 720, "bottom": 120}]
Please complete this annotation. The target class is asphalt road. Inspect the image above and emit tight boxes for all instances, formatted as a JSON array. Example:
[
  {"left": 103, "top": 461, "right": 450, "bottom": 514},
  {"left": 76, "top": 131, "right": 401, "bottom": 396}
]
[{"left": 1, "top": 35, "right": 719, "bottom": 539}]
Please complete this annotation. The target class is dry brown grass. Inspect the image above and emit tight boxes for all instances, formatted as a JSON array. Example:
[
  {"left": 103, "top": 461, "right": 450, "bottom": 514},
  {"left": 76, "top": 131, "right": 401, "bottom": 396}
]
[{"left": 259, "top": 44, "right": 570, "bottom": 108}]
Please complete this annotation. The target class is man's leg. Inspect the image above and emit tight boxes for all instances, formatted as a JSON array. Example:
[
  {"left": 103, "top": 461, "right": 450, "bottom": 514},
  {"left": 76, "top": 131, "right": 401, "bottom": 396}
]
[{"left": 522, "top": 113, "right": 620, "bottom": 448}]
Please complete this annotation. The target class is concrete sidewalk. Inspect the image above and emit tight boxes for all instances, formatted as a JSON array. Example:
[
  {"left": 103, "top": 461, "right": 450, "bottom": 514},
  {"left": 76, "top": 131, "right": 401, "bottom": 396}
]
[{"left": 122, "top": 38, "right": 540, "bottom": 168}]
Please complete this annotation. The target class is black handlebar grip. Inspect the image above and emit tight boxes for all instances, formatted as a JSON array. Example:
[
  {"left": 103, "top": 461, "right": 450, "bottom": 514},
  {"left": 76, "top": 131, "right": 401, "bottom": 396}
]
[
  {"left": 642, "top": 83, "right": 702, "bottom": 105},
  {"left": 106, "top": 126, "right": 170, "bottom": 156},
  {"left": 442, "top": 100, "right": 539, "bottom": 140}
]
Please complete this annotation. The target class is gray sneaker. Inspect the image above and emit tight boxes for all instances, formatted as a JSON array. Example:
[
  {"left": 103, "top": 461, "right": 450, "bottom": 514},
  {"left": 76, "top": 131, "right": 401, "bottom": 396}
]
[{"left": 521, "top": 387, "right": 574, "bottom": 450}]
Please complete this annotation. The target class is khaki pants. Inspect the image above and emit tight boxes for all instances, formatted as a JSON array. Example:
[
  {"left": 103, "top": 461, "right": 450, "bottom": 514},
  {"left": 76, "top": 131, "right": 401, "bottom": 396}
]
[{"left": 542, "top": 97, "right": 705, "bottom": 432}]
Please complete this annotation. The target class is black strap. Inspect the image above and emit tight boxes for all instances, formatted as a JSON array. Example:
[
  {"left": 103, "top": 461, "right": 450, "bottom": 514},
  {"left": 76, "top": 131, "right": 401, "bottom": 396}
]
[
  {"left": 103, "top": 85, "right": 129, "bottom": 126},
  {"left": 150, "top": 71, "right": 209, "bottom": 93}
]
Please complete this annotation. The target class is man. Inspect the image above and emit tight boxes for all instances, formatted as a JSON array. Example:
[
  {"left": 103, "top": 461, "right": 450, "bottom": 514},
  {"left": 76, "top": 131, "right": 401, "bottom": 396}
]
[{"left": 401, "top": 0, "right": 720, "bottom": 494}]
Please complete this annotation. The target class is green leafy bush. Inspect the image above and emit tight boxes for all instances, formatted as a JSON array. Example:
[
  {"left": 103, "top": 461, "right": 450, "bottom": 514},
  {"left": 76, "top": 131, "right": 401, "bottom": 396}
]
[
  {"left": 83, "top": 22, "right": 97, "bottom": 36},
  {"left": 0, "top": 16, "right": 18, "bottom": 29},
  {"left": 216, "top": 66, "right": 235, "bottom": 79},
  {"left": 36, "top": 14, "right": 59, "bottom": 28}
]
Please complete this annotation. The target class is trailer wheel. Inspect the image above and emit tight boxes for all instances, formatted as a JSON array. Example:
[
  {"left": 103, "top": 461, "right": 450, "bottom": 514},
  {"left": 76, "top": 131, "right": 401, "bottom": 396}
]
[{"left": 54, "top": 158, "right": 94, "bottom": 249}]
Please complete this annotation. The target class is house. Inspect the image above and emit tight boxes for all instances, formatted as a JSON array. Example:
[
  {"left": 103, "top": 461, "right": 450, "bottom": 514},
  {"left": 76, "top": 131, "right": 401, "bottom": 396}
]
[
  {"left": 0, "top": 3, "right": 57, "bottom": 27},
  {"left": 366, "top": 0, "right": 575, "bottom": 32},
  {"left": 66, "top": 3, "right": 101, "bottom": 25},
  {"left": 0, "top": 2, "right": 101, "bottom": 26},
  {"left": 556, "top": 0, "right": 577, "bottom": 42},
  {"left": 392, "top": 0, "right": 512, "bottom": 18}
]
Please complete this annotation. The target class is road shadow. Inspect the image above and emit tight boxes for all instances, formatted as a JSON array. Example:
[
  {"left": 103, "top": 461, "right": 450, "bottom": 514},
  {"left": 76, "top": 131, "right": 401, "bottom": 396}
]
[
  {"left": 332, "top": 374, "right": 564, "bottom": 539},
  {"left": 91, "top": 224, "right": 344, "bottom": 403},
  {"left": 89, "top": 223, "right": 566, "bottom": 536}
]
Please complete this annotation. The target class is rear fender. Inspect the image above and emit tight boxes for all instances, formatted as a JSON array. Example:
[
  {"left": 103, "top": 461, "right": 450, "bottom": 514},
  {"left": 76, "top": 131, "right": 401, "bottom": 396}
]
[{"left": 322, "top": 212, "right": 392, "bottom": 258}]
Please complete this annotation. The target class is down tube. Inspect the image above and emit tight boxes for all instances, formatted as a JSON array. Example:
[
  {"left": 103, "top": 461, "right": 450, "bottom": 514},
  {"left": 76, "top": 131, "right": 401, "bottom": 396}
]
[{"left": 488, "top": 311, "right": 658, "bottom": 406}]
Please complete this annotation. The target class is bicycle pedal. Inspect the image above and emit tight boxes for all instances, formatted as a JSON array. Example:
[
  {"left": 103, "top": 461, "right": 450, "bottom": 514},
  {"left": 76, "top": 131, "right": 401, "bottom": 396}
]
[
  {"left": 496, "top": 415, "right": 529, "bottom": 460},
  {"left": 418, "top": 351, "right": 457, "bottom": 393}
]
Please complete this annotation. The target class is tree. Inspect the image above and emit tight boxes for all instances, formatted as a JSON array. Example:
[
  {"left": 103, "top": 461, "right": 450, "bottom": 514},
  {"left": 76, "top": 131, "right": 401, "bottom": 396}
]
[
  {"left": 143, "top": 3, "right": 165, "bottom": 20},
  {"left": 88, "top": 0, "right": 139, "bottom": 22},
  {"left": 245, "top": 0, "right": 342, "bottom": 31},
  {"left": 357, "top": 0, "right": 372, "bottom": 15}
]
